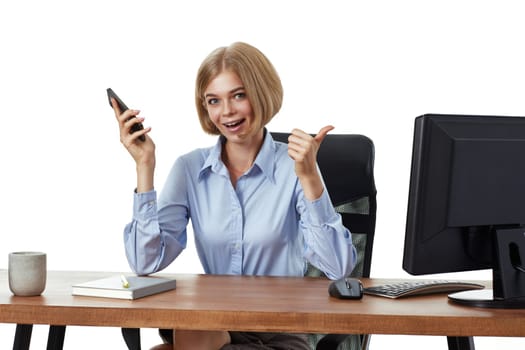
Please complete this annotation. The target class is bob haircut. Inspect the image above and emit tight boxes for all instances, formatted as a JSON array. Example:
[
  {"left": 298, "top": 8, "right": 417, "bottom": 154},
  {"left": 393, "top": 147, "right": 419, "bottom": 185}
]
[{"left": 195, "top": 42, "right": 283, "bottom": 135}]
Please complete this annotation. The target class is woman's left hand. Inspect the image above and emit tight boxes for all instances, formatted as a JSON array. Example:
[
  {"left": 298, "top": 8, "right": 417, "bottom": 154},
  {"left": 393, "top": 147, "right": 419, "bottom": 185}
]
[{"left": 287, "top": 125, "right": 334, "bottom": 199}]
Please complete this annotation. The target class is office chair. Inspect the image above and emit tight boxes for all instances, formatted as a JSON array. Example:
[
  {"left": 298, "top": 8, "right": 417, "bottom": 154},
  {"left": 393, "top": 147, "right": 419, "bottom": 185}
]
[
  {"left": 120, "top": 132, "right": 377, "bottom": 350},
  {"left": 274, "top": 132, "right": 377, "bottom": 350}
]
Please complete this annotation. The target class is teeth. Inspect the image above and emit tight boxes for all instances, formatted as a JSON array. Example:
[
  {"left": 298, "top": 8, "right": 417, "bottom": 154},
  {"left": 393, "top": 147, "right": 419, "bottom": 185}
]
[{"left": 225, "top": 120, "right": 242, "bottom": 127}]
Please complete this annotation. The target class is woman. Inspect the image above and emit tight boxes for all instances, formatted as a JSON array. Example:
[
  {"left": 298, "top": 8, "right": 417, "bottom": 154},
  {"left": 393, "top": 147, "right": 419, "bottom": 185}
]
[{"left": 112, "top": 42, "right": 357, "bottom": 350}]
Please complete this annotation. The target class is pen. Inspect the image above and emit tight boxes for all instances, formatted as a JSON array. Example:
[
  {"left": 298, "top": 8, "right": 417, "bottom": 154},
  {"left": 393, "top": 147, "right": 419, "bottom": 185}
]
[{"left": 121, "top": 275, "right": 130, "bottom": 288}]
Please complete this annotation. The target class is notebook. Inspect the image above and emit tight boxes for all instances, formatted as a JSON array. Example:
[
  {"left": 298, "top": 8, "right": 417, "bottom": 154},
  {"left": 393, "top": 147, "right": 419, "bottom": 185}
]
[{"left": 72, "top": 275, "right": 177, "bottom": 300}]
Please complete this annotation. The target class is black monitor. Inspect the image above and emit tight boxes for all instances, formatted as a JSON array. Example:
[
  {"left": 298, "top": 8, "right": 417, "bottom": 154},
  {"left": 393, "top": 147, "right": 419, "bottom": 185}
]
[{"left": 402, "top": 113, "right": 525, "bottom": 308}]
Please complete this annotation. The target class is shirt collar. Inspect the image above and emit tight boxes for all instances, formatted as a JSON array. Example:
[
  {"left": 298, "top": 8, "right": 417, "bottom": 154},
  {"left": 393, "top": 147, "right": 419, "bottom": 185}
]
[{"left": 198, "top": 129, "right": 277, "bottom": 184}]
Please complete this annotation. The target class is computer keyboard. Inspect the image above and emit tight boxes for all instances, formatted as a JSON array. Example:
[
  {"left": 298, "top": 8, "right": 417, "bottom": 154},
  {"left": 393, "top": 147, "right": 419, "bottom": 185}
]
[{"left": 363, "top": 280, "right": 485, "bottom": 299}]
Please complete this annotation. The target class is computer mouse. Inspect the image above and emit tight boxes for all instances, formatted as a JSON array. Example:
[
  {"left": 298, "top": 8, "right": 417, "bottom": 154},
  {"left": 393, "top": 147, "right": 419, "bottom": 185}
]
[{"left": 328, "top": 277, "right": 364, "bottom": 299}]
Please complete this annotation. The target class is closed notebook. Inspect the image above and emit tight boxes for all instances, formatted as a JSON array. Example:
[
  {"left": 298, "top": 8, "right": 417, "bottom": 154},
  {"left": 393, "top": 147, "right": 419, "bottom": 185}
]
[{"left": 72, "top": 275, "right": 177, "bottom": 300}]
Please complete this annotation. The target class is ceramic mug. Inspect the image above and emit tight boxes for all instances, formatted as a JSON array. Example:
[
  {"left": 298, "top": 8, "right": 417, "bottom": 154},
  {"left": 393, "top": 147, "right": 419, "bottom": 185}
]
[{"left": 8, "top": 251, "right": 47, "bottom": 296}]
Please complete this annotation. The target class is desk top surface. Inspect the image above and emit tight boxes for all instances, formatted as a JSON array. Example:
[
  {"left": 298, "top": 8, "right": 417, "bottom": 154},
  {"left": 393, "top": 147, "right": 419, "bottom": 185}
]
[{"left": 1, "top": 270, "right": 524, "bottom": 336}]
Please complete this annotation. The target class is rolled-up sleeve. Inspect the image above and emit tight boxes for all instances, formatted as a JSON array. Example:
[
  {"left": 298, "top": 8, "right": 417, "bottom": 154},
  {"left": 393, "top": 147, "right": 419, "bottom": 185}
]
[
  {"left": 300, "top": 189, "right": 357, "bottom": 280},
  {"left": 124, "top": 179, "right": 188, "bottom": 275}
]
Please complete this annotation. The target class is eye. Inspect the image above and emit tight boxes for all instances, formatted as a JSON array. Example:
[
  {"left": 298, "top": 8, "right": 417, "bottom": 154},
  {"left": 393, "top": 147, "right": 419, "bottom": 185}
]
[
  {"left": 207, "top": 98, "right": 219, "bottom": 106},
  {"left": 234, "top": 92, "right": 246, "bottom": 100}
]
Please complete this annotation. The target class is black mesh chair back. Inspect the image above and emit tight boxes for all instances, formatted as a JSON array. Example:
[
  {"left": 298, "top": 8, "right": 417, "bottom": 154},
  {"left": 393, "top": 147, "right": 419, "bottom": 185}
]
[{"left": 271, "top": 132, "right": 377, "bottom": 279}]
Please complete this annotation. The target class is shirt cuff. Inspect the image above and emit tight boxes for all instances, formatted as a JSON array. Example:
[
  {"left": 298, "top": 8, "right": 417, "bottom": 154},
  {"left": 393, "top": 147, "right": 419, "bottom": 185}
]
[
  {"left": 133, "top": 189, "right": 158, "bottom": 220},
  {"left": 303, "top": 189, "right": 338, "bottom": 227}
]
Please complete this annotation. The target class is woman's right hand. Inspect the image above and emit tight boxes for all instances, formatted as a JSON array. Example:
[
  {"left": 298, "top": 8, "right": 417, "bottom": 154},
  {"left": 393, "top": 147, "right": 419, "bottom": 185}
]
[{"left": 111, "top": 98, "right": 156, "bottom": 192}]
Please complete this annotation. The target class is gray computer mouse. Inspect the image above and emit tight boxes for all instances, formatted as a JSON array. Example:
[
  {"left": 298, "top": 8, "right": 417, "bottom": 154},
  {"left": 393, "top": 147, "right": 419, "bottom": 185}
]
[{"left": 328, "top": 277, "right": 364, "bottom": 299}]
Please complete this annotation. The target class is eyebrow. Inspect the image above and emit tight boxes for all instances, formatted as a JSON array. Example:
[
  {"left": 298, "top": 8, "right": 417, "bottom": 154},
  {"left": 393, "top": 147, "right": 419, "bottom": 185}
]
[{"left": 204, "top": 86, "right": 245, "bottom": 99}]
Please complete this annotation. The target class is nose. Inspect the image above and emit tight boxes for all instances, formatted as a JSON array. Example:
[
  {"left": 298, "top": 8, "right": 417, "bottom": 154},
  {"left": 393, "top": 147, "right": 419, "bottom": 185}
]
[{"left": 221, "top": 99, "right": 235, "bottom": 116}]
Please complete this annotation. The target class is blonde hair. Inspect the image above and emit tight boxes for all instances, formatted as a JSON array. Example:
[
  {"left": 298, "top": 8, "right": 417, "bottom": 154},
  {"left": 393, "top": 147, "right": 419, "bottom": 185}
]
[{"left": 195, "top": 42, "right": 283, "bottom": 135}]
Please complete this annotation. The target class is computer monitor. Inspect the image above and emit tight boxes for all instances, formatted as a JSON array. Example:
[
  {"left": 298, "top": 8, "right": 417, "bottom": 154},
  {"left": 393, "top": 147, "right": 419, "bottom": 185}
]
[{"left": 402, "top": 113, "right": 525, "bottom": 308}]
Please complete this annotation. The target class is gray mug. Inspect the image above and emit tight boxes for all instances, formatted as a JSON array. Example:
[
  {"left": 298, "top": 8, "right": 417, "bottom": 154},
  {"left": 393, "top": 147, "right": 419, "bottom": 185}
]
[{"left": 8, "top": 251, "right": 47, "bottom": 296}]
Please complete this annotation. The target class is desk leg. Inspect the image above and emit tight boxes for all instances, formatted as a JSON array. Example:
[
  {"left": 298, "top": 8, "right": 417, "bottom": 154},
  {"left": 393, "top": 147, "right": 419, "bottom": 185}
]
[
  {"left": 47, "top": 325, "right": 66, "bottom": 350},
  {"left": 447, "top": 336, "right": 475, "bottom": 350},
  {"left": 13, "top": 324, "right": 33, "bottom": 350},
  {"left": 121, "top": 328, "right": 141, "bottom": 350}
]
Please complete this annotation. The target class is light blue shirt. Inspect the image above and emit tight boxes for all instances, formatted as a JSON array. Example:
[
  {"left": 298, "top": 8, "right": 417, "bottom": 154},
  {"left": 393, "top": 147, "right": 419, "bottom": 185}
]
[{"left": 124, "top": 131, "right": 356, "bottom": 279}]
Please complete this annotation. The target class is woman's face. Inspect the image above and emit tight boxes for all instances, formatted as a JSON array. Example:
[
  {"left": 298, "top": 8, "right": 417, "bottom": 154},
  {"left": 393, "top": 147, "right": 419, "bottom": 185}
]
[{"left": 204, "top": 70, "right": 257, "bottom": 142}]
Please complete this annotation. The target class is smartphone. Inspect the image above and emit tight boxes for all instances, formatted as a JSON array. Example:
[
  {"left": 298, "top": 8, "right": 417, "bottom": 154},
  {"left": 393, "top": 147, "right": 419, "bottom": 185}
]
[{"left": 107, "top": 88, "right": 146, "bottom": 142}]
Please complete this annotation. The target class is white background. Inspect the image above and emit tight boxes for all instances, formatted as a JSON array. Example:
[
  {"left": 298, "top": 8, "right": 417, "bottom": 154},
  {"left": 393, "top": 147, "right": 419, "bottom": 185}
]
[{"left": 1, "top": 0, "right": 524, "bottom": 348}]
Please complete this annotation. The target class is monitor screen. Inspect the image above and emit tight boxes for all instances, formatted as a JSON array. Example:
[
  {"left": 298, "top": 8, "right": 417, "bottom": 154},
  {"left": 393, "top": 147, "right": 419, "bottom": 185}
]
[{"left": 402, "top": 114, "right": 525, "bottom": 308}]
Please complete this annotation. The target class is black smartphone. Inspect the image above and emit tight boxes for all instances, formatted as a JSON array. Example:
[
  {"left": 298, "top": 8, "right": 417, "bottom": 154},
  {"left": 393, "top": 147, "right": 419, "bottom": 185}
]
[{"left": 107, "top": 88, "right": 146, "bottom": 142}]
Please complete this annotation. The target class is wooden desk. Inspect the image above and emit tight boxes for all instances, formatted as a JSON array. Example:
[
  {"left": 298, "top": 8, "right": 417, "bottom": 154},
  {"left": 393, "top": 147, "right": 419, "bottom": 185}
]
[{"left": 1, "top": 271, "right": 524, "bottom": 348}]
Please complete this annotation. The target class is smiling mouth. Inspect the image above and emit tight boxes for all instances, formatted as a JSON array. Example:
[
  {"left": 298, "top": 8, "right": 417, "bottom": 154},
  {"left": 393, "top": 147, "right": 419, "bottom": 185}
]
[{"left": 223, "top": 119, "right": 245, "bottom": 128}]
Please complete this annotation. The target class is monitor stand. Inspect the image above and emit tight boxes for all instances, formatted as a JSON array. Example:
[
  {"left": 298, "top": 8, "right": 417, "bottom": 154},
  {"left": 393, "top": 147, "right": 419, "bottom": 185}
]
[
  {"left": 448, "top": 289, "right": 525, "bottom": 308},
  {"left": 449, "top": 227, "right": 525, "bottom": 309}
]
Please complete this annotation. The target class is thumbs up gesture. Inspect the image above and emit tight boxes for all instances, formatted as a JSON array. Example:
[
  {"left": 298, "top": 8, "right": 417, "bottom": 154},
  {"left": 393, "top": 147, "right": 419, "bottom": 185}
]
[{"left": 287, "top": 125, "right": 334, "bottom": 200}]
